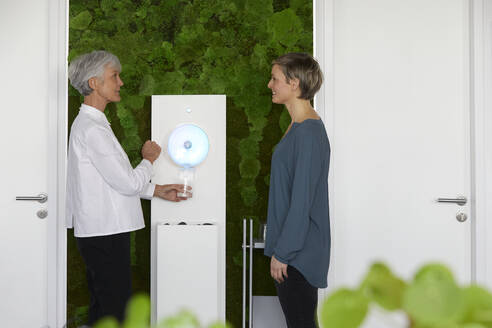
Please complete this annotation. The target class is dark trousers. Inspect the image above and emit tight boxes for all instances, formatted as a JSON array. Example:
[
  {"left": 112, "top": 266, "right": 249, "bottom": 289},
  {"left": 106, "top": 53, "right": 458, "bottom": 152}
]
[
  {"left": 76, "top": 232, "right": 132, "bottom": 325},
  {"left": 275, "top": 266, "right": 318, "bottom": 328}
]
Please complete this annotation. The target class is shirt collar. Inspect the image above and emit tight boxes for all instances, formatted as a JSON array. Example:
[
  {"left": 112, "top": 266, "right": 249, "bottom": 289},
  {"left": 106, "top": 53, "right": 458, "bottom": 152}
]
[{"left": 80, "top": 103, "right": 110, "bottom": 126}]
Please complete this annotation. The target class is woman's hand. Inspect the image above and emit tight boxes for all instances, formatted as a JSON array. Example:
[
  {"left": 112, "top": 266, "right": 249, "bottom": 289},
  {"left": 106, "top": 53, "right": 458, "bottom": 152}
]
[
  {"left": 142, "top": 140, "right": 161, "bottom": 164},
  {"left": 270, "top": 255, "right": 288, "bottom": 283},
  {"left": 153, "top": 184, "right": 192, "bottom": 202}
]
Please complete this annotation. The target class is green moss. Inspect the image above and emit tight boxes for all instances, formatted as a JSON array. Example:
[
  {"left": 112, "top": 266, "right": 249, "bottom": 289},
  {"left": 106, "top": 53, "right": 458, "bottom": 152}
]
[
  {"left": 238, "top": 137, "right": 259, "bottom": 158},
  {"left": 239, "top": 158, "right": 261, "bottom": 179},
  {"left": 138, "top": 75, "right": 156, "bottom": 96},
  {"left": 71, "top": 10, "right": 92, "bottom": 30},
  {"left": 279, "top": 109, "right": 291, "bottom": 132},
  {"left": 240, "top": 186, "right": 258, "bottom": 207},
  {"left": 268, "top": 9, "right": 303, "bottom": 48}
]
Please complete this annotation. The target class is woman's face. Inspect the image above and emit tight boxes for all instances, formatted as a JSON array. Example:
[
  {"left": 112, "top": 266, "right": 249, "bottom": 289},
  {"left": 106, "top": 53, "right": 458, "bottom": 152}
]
[
  {"left": 92, "top": 65, "right": 124, "bottom": 104},
  {"left": 268, "top": 64, "right": 296, "bottom": 104}
]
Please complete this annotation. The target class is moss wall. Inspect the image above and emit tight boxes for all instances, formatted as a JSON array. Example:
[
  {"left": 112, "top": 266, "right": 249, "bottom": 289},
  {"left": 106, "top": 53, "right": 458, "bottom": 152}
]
[{"left": 67, "top": 1, "right": 312, "bottom": 327}]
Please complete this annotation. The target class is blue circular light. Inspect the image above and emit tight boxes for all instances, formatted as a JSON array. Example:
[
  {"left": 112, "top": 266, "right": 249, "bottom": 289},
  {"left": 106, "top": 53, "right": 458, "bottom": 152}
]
[{"left": 167, "top": 124, "right": 209, "bottom": 168}]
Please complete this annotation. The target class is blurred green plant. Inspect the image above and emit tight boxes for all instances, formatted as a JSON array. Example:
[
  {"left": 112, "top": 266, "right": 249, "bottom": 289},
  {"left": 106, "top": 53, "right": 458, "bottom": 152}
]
[
  {"left": 92, "top": 293, "right": 231, "bottom": 328},
  {"left": 320, "top": 262, "right": 492, "bottom": 328},
  {"left": 93, "top": 262, "right": 492, "bottom": 328}
]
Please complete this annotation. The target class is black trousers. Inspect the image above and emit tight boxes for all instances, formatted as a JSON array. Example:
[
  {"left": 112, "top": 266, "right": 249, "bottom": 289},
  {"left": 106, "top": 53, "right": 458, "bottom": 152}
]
[
  {"left": 76, "top": 232, "right": 132, "bottom": 325},
  {"left": 275, "top": 266, "right": 318, "bottom": 328}
]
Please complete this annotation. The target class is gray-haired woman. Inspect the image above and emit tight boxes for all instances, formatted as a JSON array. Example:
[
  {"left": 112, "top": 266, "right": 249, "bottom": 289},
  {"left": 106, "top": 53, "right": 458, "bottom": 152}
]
[
  {"left": 264, "top": 53, "right": 330, "bottom": 328},
  {"left": 67, "top": 50, "right": 190, "bottom": 325}
]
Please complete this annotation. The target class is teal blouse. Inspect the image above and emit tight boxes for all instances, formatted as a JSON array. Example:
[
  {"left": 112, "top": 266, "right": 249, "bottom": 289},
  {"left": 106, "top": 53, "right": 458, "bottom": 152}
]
[{"left": 264, "top": 119, "right": 331, "bottom": 288}]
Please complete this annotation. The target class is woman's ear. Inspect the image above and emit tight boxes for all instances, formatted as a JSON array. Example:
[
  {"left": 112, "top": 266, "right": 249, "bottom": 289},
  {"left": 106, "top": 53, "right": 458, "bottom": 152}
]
[
  {"left": 290, "top": 77, "right": 300, "bottom": 90},
  {"left": 88, "top": 77, "right": 97, "bottom": 91}
]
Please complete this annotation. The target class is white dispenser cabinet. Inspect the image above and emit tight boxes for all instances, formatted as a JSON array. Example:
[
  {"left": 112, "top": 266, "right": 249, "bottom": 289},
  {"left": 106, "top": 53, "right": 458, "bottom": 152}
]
[
  {"left": 156, "top": 224, "right": 219, "bottom": 323},
  {"left": 151, "top": 95, "right": 226, "bottom": 325}
]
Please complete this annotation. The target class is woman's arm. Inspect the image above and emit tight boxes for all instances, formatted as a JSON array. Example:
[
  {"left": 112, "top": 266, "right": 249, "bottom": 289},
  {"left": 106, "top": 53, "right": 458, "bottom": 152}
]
[
  {"left": 273, "top": 130, "right": 325, "bottom": 263},
  {"left": 86, "top": 125, "right": 153, "bottom": 196}
]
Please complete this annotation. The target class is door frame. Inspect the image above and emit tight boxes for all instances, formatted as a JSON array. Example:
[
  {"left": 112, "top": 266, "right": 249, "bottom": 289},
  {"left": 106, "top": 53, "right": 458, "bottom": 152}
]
[
  {"left": 313, "top": 0, "right": 335, "bottom": 301},
  {"left": 314, "top": 0, "right": 492, "bottom": 297},
  {"left": 49, "top": 0, "right": 67, "bottom": 326},
  {"left": 471, "top": 0, "right": 492, "bottom": 288}
]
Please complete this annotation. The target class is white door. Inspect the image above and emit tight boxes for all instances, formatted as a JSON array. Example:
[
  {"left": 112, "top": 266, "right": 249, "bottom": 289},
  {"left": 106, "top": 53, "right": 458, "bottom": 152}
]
[
  {"left": 324, "top": 0, "right": 472, "bottom": 290},
  {"left": 0, "top": 0, "right": 66, "bottom": 327}
]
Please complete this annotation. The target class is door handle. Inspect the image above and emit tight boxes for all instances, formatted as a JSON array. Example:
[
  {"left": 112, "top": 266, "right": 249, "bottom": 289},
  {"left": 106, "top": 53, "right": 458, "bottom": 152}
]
[
  {"left": 16, "top": 193, "right": 48, "bottom": 204},
  {"left": 437, "top": 196, "right": 467, "bottom": 206}
]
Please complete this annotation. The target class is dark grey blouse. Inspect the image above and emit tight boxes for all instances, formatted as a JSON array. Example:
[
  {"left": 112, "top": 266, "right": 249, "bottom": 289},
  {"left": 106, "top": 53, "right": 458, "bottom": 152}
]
[{"left": 264, "top": 119, "right": 331, "bottom": 288}]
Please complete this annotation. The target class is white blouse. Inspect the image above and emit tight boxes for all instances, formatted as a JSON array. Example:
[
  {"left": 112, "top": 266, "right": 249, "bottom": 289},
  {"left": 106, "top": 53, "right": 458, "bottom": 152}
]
[{"left": 66, "top": 104, "right": 155, "bottom": 237}]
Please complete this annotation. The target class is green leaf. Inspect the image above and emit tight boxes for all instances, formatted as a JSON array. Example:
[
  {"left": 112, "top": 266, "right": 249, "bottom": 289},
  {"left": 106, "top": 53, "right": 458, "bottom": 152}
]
[
  {"left": 359, "top": 262, "right": 407, "bottom": 311},
  {"left": 156, "top": 310, "right": 200, "bottom": 328},
  {"left": 122, "top": 293, "right": 150, "bottom": 328},
  {"left": 414, "top": 263, "right": 456, "bottom": 283},
  {"left": 428, "top": 324, "right": 487, "bottom": 328},
  {"left": 207, "top": 321, "right": 232, "bottom": 328},
  {"left": 403, "top": 263, "right": 466, "bottom": 326},
  {"left": 71, "top": 10, "right": 93, "bottom": 30},
  {"left": 462, "top": 285, "right": 492, "bottom": 325},
  {"left": 93, "top": 316, "right": 120, "bottom": 328},
  {"left": 320, "top": 288, "right": 369, "bottom": 328},
  {"left": 461, "top": 324, "right": 488, "bottom": 328}
]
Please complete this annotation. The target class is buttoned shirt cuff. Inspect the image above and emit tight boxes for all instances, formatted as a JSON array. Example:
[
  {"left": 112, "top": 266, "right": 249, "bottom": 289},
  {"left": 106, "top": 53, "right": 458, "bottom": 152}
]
[
  {"left": 141, "top": 158, "right": 153, "bottom": 170},
  {"left": 140, "top": 159, "right": 154, "bottom": 199},
  {"left": 140, "top": 183, "right": 155, "bottom": 200}
]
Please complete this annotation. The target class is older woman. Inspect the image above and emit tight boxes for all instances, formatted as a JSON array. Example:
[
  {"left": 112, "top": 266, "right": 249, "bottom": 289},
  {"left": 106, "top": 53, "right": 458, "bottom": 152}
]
[
  {"left": 264, "top": 53, "right": 330, "bottom": 328},
  {"left": 67, "top": 50, "right": 190, "bottom": 325}
]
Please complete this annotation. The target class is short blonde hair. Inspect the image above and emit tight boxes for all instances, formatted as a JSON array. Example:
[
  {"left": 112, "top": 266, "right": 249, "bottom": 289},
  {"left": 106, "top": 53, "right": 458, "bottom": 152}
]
[{"left": 272, "top": 53, "right": 323, "bottom": 100}]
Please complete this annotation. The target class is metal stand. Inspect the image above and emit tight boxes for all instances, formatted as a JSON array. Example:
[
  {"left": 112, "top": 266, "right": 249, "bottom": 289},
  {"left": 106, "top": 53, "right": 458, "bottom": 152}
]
[{"left": 242, "top": 218, "right": 265, "bottom": 328}]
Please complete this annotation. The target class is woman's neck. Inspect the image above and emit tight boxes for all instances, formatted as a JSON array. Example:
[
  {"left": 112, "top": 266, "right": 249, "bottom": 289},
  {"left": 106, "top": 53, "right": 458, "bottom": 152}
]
[
  {"left": 83, "top": 93, "right": 108, "bottom": 112},
  {"left": 285, "top": 98, "right": 319, "bottom": 123}
]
